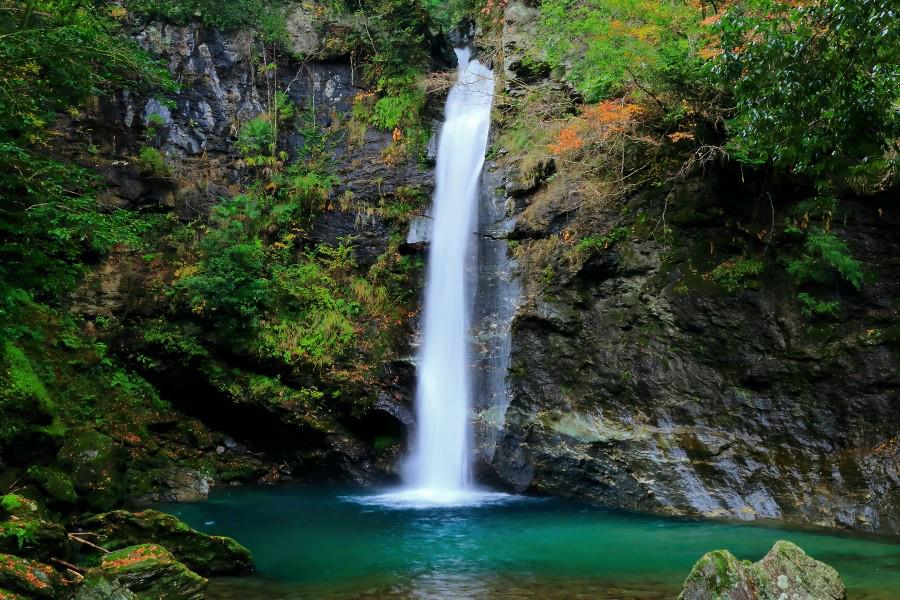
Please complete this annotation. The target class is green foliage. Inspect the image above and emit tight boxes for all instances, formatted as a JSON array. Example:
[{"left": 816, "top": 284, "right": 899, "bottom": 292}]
[
  {"left": 537, "top": 0, "right": 708, "bottom": 103},
  {"left": 137, "top": 147, "right": 171, "bottom": 177},
  {"left": 420, "top": 0, "right": 478, "bottom": 28},
  {"left": 177, "top": 238, "right": 270, "bottom": 321},
  {"left": 715, "top": 0, "right": 900, "bottom": 178},
  {"left": 0, "top": 0, "right": 175, "bottom": 338},
  {"left": 708, "top": 256, "right": 764, "bottom": 293},
  {"left": 125, "top": 0, "right": 287, "bottom": 40},
  {"left": 797, "top": 292, "right": 840, "bottom": 318},
  {"left": 237, "top": 116, "right": 276, "bottom": 157},
  {"left": 786, "top": 230, "right": 863, "bottom": 291},
  {"left": 576, "top": 227, "right": 630, "bottom": 253}
]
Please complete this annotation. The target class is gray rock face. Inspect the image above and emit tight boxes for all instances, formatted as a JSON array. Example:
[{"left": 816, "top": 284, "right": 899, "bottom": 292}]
[
  {"left": 488, "top": 181, "right": 900, "bottom": 534},
  {"left": 487, "top": 1, "right": 900, "bottom": 536},
  {"left": 679, "top": 541, "right": 846, "bottom": 600},
  {"left": 136, "top": 468, "right": 211, "bottom": 503}
]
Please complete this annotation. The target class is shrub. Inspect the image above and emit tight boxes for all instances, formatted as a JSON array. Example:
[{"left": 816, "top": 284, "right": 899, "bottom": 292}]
[
  {"left": 707, "top": 256, "right": 764, "bottom": 293},
  {"left": 715, "top": 0, "right": 899, "bottom": 179},
  {"left": 537, "top": 0, "right": 708, "bottom": 103},
  {"left": 137, "top": 147, "right": 171, "bottom": 177}
]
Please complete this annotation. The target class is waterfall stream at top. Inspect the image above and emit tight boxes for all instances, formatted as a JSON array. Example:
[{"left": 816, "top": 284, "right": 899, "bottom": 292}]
[{"left": 358, "top": 47, "right": 510, "bottom": 507}]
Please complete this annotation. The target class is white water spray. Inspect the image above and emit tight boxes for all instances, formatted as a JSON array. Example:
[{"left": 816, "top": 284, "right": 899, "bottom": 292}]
[
  {"left": 408, "top": 47, "right": 493, "bottom": 495},
  {"left": 368, "top": 48, "right": 496, "bottom": 507}
]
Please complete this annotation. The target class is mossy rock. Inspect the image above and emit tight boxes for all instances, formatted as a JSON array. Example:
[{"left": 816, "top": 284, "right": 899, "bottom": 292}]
[
  {"left": 0, "top": 496, "right": 39, "bottom": 522},
  {"left": 96, "top": 544, "right": 207, "bottom": 600},
  {"left": 25, "top": 465, "right": 78, "bottom": 505},
  {"left": 0, "top": 495, "right": 65, "bottom": 561},
  {"left": 0, "top": 342, "right": 58, "bottom": 445},
  {"left": 80, "top": 509, "right": 253, "bottom": 575},
  {"left": 0, "top": 554, "right": 66, "bottom": 599},
  {"left": 679, "top": 540, "right": 847, "bottom": 600},
  {"left": 57, "top": 429, "right": 126, "bottom": 511},
  {"left": 0, "top": 588, "right": 27, "bottom": 600},
  {"left": 748, "top": 540, "right": 846, "bottom": 600},
  {"left": 678, "top": 549, "right": 754, "bottom": 600},
  {"left": 73, "top": 574, "right": 137, "bottom": 600}
]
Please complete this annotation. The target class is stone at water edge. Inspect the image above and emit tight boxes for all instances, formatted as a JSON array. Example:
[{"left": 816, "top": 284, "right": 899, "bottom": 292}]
[
  {"left": 79, "top": 509, "right": 254, "bottom": 575},
  {"left": 678, "top": 549, "right": 754, "bottom": 600},
  {"left": 0, "top": 553, "right": 67, "bottom": 599},
  {"left": 57, "top": 429, "right": 126, "bottom": 511},
  {"left": 748, "top": 540, "right": 846, "bottom": 600},
  {"left": 96, "top": 544, "right": 207, "bottom": 600},
  {"left": 679, "top": 540, "right": 847, "bottom": 600}
]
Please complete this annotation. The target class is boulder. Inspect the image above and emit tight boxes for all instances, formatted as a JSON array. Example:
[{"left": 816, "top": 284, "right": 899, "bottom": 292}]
[
  {"left": 0, "top": 554, "right": 66, "bottom": 599},
  {"left": 136, "top": 468, "right": 211, "bottom": 504},
  {"left": 57, "top": 429, "right": 126, "bottom": 511},
  {"left": 678, "top": 549, "right": 754, "bottom": 600},
  {"left": 73, "top": 574, "right": 137, "bottom": 600},
  {"left": 679, "top": 540, "right": 847, "bottom": 600},
  {"left": 25, "top": 465, "right": 78, "bottom": 505},
  {"left": 0, "top": 495, "right": 66, "bottom": 560},
  {"left": 96, "top": 544, "right": 206, "bottom": 600},
  {"left": 748, "top": 540, "right": 846, "bottom": 600},
  {"left": 80, "top": 509, "right": 253, "bottom": 575}
]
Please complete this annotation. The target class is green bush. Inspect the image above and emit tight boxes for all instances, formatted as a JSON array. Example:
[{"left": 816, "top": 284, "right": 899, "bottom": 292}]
[
  {"left": 237, "top": 116, "right": 275, "bottom": 158},
  {"left": 708, "top": 256, "right": 764, "bottom": 294},
  {"left": 537, "top": 0, "right": 707, "bottom": 103},
  {"left": 137, "top": 147, "right": 171, "bottom": 177},
  {"left": 715, "top": 0, "right": 899, "bottom": 178},
  {"left": 125, "top": 0, "right": 287, "bottom": 39},
  {"left": 786, "top": 230, "right": 862, "bottom": 291}
]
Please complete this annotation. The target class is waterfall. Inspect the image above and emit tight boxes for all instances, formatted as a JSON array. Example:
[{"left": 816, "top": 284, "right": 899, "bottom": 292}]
[{"left": 404, "top": 48, "right": 494, "bottom": 502}]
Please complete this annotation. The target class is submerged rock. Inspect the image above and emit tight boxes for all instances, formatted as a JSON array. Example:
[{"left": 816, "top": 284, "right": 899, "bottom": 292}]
[
  {"left": 80, "top": 509, "right": 253, "bottom": 575},
  {"left": 679, "top": 540, "right": 846, "bottom": 600},
  {"left": 96, "top": 544, "right": 207, "bottom": 600},
  {"left": 0, "top": 554, "right": 66, "bottom": 599}
]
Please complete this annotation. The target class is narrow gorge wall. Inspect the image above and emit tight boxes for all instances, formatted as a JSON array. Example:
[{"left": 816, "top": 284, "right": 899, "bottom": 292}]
[{"left": 485, "top": 1, "right": 900, "bottom": 535}]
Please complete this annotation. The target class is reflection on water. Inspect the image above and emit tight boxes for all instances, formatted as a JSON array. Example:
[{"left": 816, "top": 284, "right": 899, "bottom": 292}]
[
  {"left": 206, "top": 574, "right": 673, "bottom": 600},
  {"left": 159, "top": 486, "right": 900, "bottom": 600}
]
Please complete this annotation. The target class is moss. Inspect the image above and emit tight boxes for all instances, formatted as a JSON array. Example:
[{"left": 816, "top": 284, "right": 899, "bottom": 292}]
[
  {"left": 80, "top": 510, "right": 253, "bottom": 576},
  {"left": 98, "top": 544, "right": 207, "bottom": 600},
  {"left": 0, "top": 554, "right": 64, "bottom": 599},
  {"left": 678, "top": 549, "right": 750, "bottom": 600},
  {"left": 0, "top": 342, "right": 59, "bottom": 441},
  {"left": 25, "top": 466, "right": 77, "bottom": 505},
  {"left": 0, "top": 587, "right": 27, "bottom": 600},
  {"left": 57, "top": 430, "right": 125, "bottom": 511}
]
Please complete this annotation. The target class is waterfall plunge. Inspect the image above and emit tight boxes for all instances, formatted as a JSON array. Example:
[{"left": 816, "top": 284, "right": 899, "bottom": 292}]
[
  {"left": 362, "top": 48, "right": 506, "bottom": 508},
  {"left": 407, "top": 48, "right": 493, "bottom": 496}
]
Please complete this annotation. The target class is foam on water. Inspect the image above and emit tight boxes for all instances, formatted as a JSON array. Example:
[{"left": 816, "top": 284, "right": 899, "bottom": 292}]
[{"left": 342, "top": 488, "right": 516, "bottom": 510}]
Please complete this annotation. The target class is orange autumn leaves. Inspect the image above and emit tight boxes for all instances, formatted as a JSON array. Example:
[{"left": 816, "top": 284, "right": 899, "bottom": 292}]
[{"left": 548, "top": 100, "right": 642, "bottom": 155}]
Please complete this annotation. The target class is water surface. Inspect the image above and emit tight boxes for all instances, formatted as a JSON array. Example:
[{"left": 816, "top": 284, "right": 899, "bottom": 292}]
[{"left": 161, "top": 486, "right": 900, "bottom": 599}]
